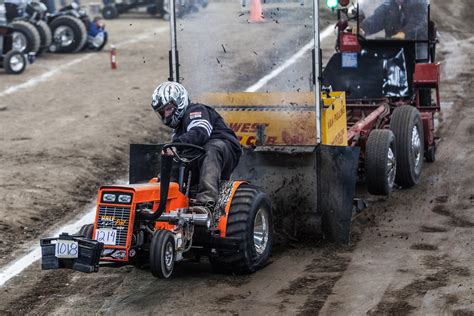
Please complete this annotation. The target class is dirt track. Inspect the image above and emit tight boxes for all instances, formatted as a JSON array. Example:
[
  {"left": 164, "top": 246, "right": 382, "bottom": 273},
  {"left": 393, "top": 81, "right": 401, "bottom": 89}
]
[{"left": 0, "top": 0, "right": 473, "bottom": 314}]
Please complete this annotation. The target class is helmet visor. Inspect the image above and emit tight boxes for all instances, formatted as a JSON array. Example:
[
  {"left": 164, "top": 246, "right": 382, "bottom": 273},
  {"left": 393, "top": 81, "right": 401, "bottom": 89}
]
[{"left": 154, "top": 102, "right": 176, "bottom": 122}]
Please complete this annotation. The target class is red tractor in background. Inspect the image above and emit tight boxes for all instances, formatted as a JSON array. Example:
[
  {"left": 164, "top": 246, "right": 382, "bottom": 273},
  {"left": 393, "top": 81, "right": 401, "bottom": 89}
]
[{"left": 322, "top": 0, "right": 440, "bottom": 195}]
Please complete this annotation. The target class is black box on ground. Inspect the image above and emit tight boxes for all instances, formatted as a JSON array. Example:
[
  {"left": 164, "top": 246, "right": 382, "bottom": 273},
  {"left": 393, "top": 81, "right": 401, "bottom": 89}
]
[{"left": 40, "top": 233, "right": 103, "bottom": 273}]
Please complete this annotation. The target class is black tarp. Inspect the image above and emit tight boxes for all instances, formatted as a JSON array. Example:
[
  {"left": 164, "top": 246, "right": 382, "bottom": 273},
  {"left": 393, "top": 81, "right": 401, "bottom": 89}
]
[{"left": 323, "top": 45, "right": 416, "bottom": 100}]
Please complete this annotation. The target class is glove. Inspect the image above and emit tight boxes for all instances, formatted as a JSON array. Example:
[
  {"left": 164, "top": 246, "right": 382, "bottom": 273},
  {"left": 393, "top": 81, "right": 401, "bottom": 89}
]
[
  {"left": 391, "top": 32, "right": 406, "bottom": 40},
  {"left": 161, "top": 147, "right": 176, "bottom": 156}
]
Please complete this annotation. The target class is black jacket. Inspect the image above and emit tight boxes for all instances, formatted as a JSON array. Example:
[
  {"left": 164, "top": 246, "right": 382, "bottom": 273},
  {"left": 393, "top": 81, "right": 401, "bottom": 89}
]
[
  {"left": 360, "top": 0, "right": 428, "bottom": 40},
  {"left": 172, "top": 103, "right": 242, "bottom": 161}
]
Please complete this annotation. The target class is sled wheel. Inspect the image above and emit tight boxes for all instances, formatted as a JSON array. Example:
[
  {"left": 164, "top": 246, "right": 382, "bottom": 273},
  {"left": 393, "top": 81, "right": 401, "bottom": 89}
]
[
  {"left": 211, "top": 184, "right": 273, "bottom": 274},
  {"left": 49, "top": 15, "right": 87, "bottom": 53},
  {"left": 35, "top": 20, "right": 52, "bottom": 56},
  {"left": 3, "top": 50, "right": 26, "bottom": 74},
  {"left": 78, "top": 224, "right": 94, "bottom": 239},
  {"left": 390, "top": 105, "right": 424, "bottom": 188},
  {"left": 11, "top": 20, "right": 41, "bottom": 54},
  {"left": 150, "top": 230, "right": 175, "bottom": 279},
  {"left": 365, "top": 129, "right": 397, "bottom": 196},
  {"left": 425, "top": 145, "right": 436, "bottom": 163},
  {"left": 102, "top": 5, "right": 118, "bottom": 19}
]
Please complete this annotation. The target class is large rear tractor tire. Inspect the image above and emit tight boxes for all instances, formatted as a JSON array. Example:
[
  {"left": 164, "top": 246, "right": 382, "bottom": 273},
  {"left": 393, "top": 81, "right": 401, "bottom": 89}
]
[
  {"left": 365, "top": 129, "right": 397, "bottom": 196},
  {"left": 78, "top": 224, "right": 94, "bottom": 239},
  {"left": 49, "top": 15, "right": 87, "bottom": 53},
  {"left": 3, "top": 50, "right": 27, "bottom": 74},
  {"left": 11, "top": 20, "right": 41, "bottom": 54},
  {"left": 35, "top": 20, "right": 53, "bottom": 56},
  {"left": 211, "top": 184, "right": 273, "bottom": 274},
  {"left": 390, "top": 105, "right": 424, "bottom": 188},
  {"left": 150, "top": 230, "right": 175, "bottom": 279}
]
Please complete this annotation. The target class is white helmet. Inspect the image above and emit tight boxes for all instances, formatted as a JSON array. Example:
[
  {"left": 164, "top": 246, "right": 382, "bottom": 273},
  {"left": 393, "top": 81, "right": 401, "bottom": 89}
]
[{"left": 151, "top": 81, "right": 189, "bottom": 128}]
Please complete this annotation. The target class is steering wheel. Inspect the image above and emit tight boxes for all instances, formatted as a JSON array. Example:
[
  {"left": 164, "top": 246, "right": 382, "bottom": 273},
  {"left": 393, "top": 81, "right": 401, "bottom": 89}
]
[{"left": 162, "top": 143, "right": 206, "bottom": 164}]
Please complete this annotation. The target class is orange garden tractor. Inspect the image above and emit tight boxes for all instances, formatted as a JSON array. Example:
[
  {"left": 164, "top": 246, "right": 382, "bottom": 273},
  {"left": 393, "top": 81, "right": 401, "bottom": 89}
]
[{"left": 41, "top": 143, "right": 273, "bottom": 278}]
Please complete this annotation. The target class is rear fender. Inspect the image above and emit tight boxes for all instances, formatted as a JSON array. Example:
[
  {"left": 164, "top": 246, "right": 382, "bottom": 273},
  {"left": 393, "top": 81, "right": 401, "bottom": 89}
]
[{"left": 216, "top": 180, "right": 247, "bottom": 237}]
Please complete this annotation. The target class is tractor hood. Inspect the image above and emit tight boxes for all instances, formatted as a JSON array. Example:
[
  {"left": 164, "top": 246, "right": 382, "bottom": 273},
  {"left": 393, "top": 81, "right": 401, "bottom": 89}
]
[{"left": 98, "top": 182, "right": 181, "bottom": 205}]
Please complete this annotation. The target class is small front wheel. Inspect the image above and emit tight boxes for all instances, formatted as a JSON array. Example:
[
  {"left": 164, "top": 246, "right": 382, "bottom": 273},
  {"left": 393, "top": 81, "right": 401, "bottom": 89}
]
[
  {"left": 3, "top": 50, "right": 26, "bottom": 74},
  {"left": 150, "top": 230, "right": 175, "bottom": 278}
]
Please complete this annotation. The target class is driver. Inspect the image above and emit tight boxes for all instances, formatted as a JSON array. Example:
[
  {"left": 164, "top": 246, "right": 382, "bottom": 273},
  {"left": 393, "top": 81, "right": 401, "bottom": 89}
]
[
  {"left": 151, "top": 81, "right": 242, "bottom": 212},
  {"left": 360, "top": 0, "right": 428, "bottom": 40}
]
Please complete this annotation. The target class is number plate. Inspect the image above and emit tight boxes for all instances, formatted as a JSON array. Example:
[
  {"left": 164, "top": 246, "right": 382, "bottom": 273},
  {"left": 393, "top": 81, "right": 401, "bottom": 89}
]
[
  {"left": 342, "top": 52, "right": 358, "bottom": 68},
  {"left": 95, "top": 228, "right": 117, "bottom": 245},
  {"left": 55, "top": 240, "right": 79, "bottom": 258}
]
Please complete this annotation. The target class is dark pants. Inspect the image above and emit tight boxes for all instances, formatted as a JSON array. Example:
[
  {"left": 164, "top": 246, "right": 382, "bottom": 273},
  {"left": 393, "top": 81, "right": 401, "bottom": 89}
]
[{"left": 196, "top": 139, "right": 238, "bottom": 204}]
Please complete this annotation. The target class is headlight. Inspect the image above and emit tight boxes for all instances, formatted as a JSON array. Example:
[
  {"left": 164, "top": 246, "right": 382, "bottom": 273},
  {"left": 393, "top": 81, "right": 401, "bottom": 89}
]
[
  {"left": 103, "top": 193, "right": 116, "bottom": 202},
  {"left": 102, "top": 192, "right": 132, "bottom": 204},
  {"left": 118, "top": 194, "right": 131, "bottom": 203}
]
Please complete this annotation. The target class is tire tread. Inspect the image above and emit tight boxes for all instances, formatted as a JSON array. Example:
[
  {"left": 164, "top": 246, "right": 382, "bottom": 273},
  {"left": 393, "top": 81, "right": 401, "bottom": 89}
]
[
  {"left": 390, "top": 105, "right": 424, "bottom": 188},
  {"left": 366, "top": 129, "right": 395, "bottom": 195},
  {"left": 11, "top": 20, "right": 41, "bottom": 53},
  {"left": 211, "top": 184, "right": 272, "bottom": 274}
]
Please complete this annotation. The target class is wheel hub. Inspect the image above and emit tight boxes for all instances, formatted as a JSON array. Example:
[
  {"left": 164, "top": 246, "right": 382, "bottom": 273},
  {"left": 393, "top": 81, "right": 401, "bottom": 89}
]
[
  {"left": 54, "top": 26, "right": 74, "bottom": 47},
  {"left": 164, "top": 241, "right": 174, "bottom": 268},
  {"left": 12, "top": 32, "right": 28, "bottom": 52},
  {"left": 254, "top": 208, "right": 269, "bottom": 256},
  {"left": 387, "top": 147, "right": 396, "bottom": 188},
  {"left": 411, "top": 126, "right": 422, "bottom": 172},
  {"left": 9, "top": 54, "right": 25, "bottom": 72}
]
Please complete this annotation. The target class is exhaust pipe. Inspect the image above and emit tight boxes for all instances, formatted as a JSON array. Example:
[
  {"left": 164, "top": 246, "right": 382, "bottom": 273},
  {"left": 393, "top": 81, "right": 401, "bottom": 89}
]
[
  {"left": 139, "top": 154, "right": 173, "bottom": 221},
  {"left": 157, "top": 213, "right": 211, "bottom": 228}
]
